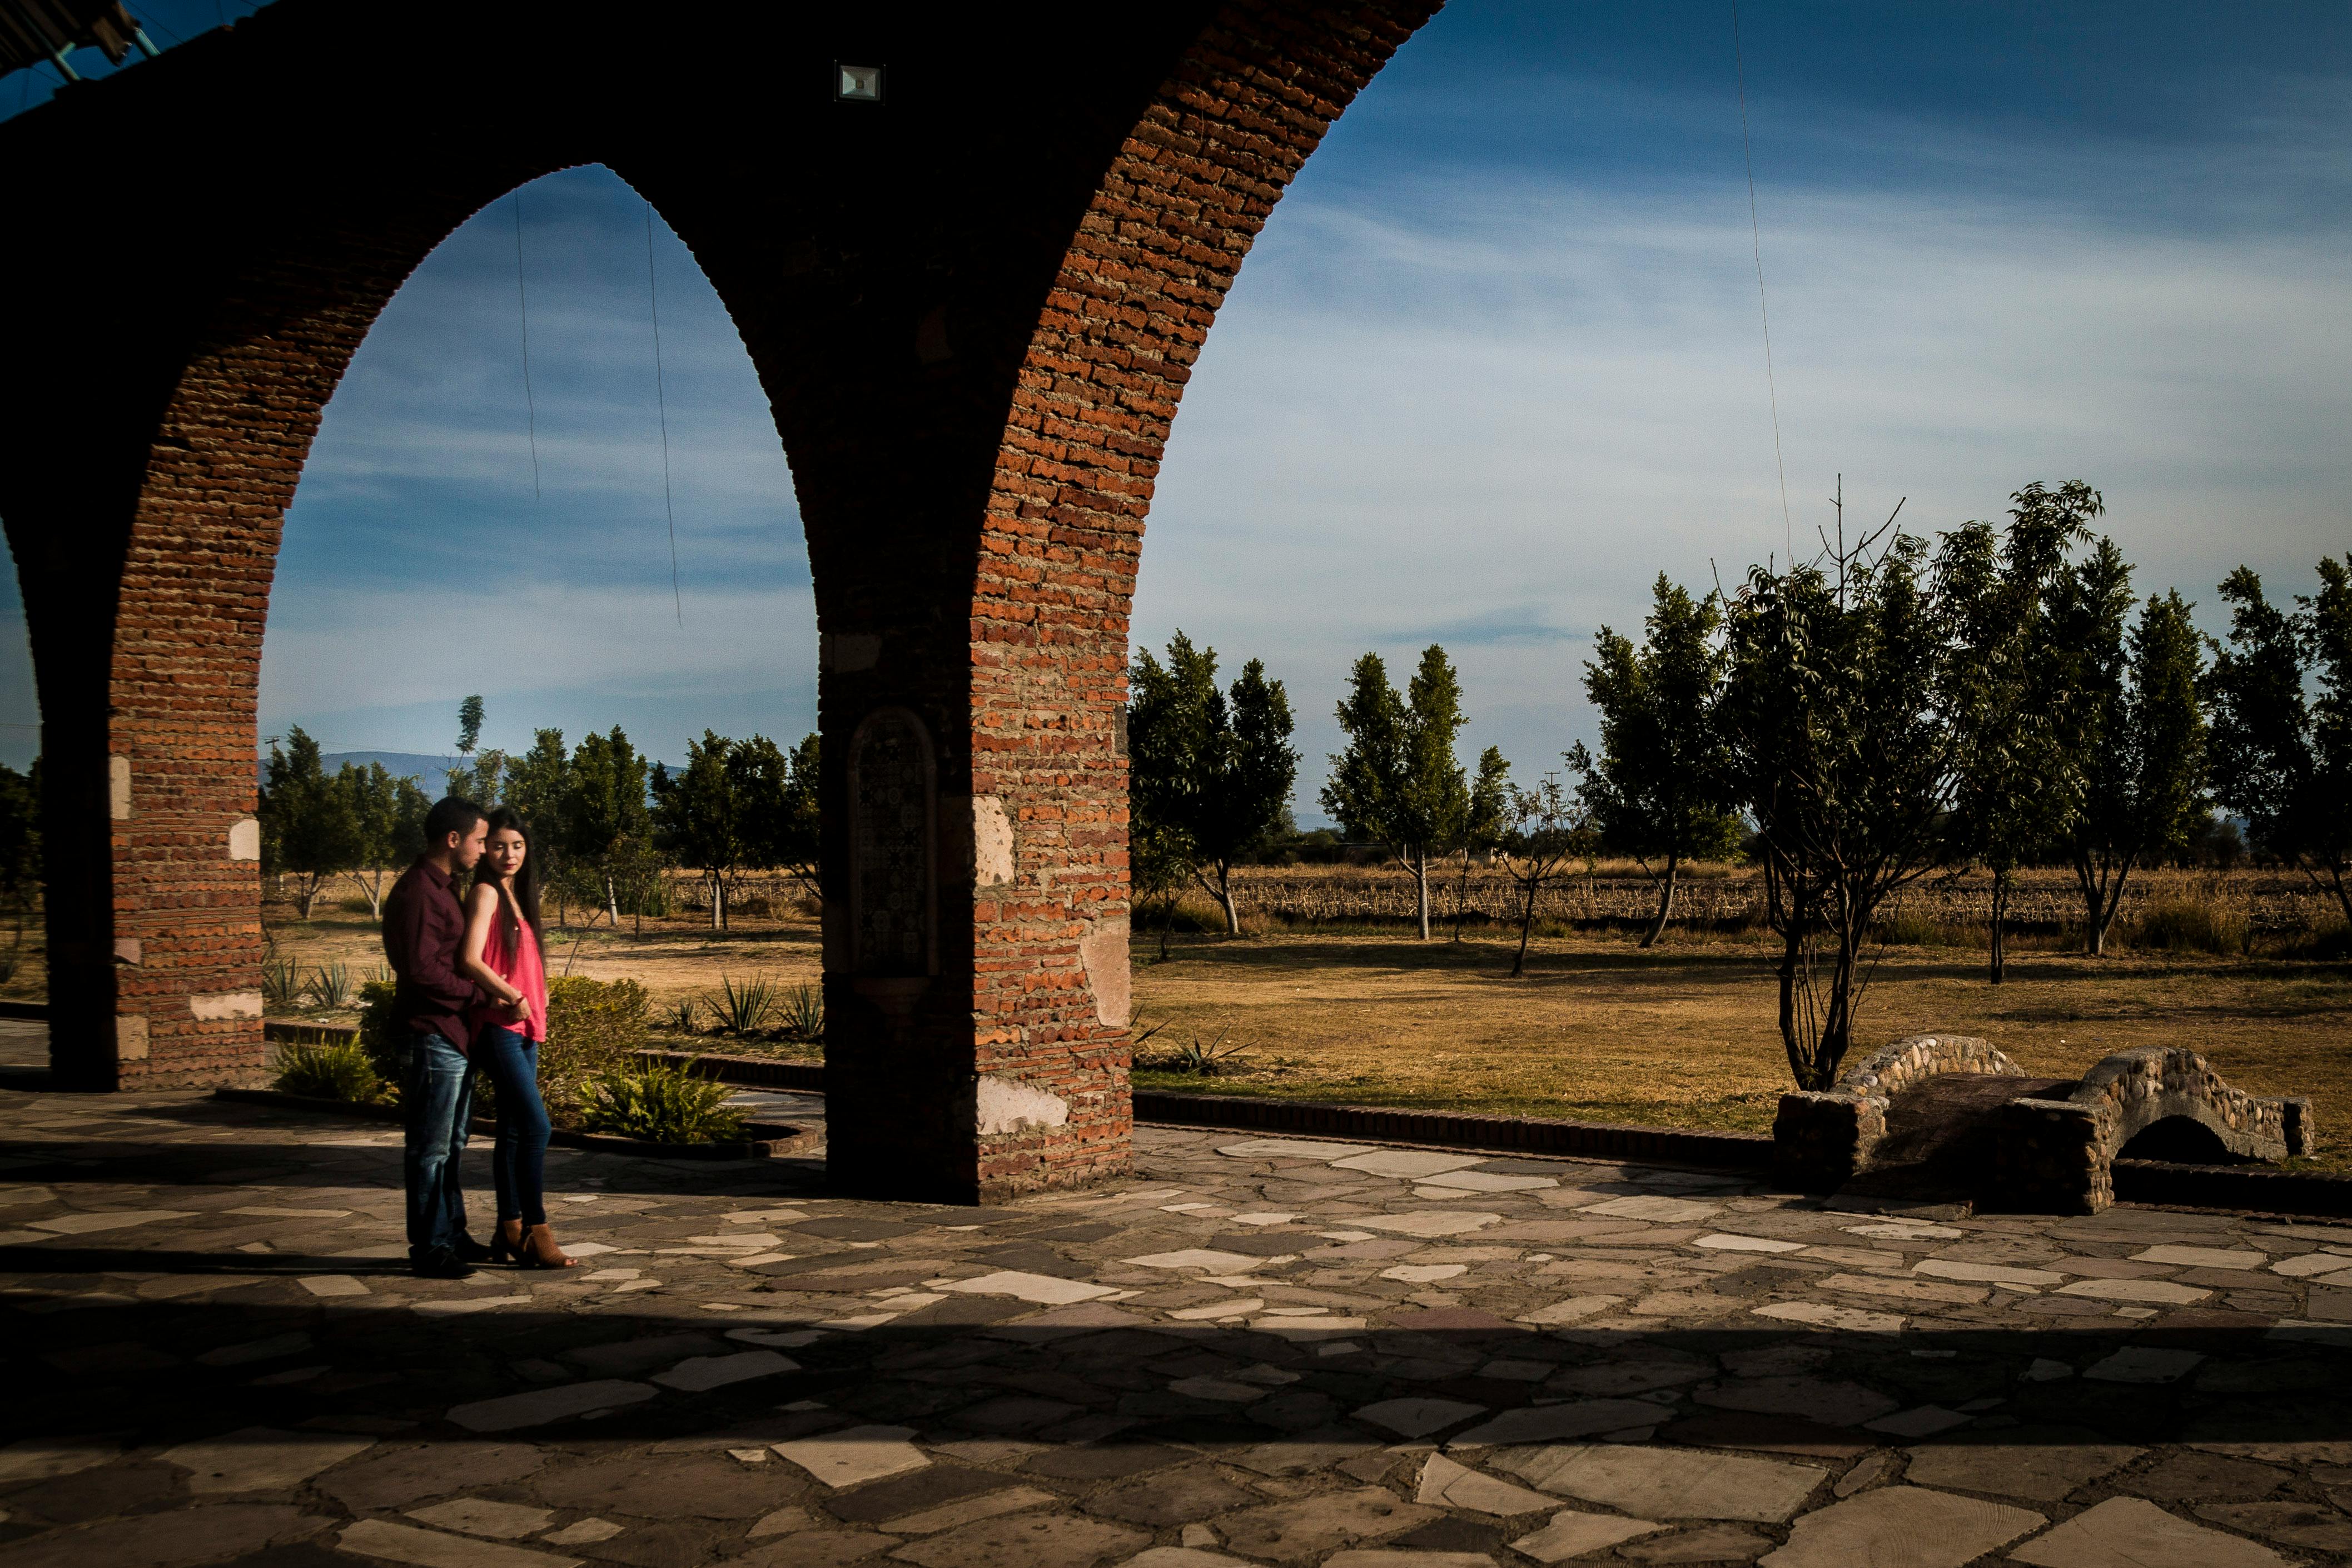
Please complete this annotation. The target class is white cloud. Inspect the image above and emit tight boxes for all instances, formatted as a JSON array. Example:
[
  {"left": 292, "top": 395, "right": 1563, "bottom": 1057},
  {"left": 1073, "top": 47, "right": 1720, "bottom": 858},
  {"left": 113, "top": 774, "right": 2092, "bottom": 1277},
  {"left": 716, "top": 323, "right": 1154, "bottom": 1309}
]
[{"left": 1139, "top": 167, "right": 2352, "bottom": 808}]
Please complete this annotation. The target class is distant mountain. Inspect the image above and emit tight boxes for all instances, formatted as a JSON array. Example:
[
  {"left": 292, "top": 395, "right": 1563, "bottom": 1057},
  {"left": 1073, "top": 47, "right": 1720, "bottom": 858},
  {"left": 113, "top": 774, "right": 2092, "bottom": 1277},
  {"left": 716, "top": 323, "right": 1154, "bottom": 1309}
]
[{"left": 319, "top": 752, "right": 452, "bottom": 797}]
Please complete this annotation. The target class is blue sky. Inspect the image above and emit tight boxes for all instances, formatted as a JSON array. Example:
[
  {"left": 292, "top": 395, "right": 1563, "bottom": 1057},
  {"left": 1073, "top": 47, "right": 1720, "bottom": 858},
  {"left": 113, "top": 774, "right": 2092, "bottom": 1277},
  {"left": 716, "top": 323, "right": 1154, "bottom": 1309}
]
[{"left": 3, "top": 1, "right": 2348, "bottom": 820}]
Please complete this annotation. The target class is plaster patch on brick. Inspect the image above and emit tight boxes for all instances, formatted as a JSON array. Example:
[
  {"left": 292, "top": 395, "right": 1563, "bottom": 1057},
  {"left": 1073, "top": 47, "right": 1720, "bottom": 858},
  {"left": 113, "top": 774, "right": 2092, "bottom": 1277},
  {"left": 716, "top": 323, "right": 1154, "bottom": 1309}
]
[
  {"left": 116, "top": 1014, "right": 149, "bottom": 1062},
  {"left": 820, "top": 633, "right": 881, "bottom": 673},
  {"left": 976, "top": 1075, "right": 1070, "bottom": 1137},
  {"left": 972, "top": 796, "right": 1015, "bottom": 889},
  {"left": 114, "top": 937, "right": 142, "bottom": 966},
  {"left": 108, "top": 756, "right": 131, "bottom": 819},
  {"left": 1078, "top": 914, "right": 1131, "bottom": 1028},
  {"left": 227, "top": 818, "right": 261, "bottom": 861},
  {"left": 191, "top": 990, "right": 263, "bottom": 1022}
]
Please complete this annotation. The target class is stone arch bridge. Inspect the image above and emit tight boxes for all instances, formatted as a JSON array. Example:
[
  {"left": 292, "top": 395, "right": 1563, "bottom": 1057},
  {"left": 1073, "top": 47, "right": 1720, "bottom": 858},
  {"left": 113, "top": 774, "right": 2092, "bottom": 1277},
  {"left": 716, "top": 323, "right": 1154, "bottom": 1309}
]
[{"left": 0, "top": 1, "right": 1438, "bottom": 1201}]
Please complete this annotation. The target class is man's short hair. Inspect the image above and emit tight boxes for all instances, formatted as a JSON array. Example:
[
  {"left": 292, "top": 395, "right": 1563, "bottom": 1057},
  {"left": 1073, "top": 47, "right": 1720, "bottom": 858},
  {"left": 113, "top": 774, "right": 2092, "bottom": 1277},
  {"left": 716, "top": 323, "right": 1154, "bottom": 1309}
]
[{"left": 424, "top": 796, "right": 486, "bottom": 846}]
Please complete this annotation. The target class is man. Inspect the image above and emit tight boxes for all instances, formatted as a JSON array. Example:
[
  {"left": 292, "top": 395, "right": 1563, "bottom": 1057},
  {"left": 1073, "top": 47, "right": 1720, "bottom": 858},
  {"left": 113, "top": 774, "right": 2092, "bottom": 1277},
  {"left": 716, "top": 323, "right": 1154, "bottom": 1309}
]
[{"left": 382, "top": 795, "right": 490, "bottom": 1278}]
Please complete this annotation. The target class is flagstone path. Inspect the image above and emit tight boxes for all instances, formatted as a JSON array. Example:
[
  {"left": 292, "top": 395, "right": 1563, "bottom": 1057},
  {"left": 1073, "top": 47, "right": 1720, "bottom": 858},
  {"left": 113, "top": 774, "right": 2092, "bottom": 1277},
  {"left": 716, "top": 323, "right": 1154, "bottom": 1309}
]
[{"left": 4, "top": 1086, "right": 2351, "bottom": 1567}]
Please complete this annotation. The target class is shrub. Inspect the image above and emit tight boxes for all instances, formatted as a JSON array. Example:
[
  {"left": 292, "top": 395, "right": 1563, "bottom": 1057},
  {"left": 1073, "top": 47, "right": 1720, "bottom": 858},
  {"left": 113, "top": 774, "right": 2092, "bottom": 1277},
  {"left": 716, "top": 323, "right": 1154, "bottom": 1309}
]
[
  {"left": 2283, "top": 920, "right": 2352, "bottom": 962},
  {"left": 2131, "top": 898, "right": 2247, "bottom": 956},
  {"left": 541, "top": 975, "right": 652, "bottom": 1123},
  {"left": 578, "top": 1058, "right": 747, "bottom": 1143},
  {"left": 274, "top": 1039, "right": 387, "bottom": 1103},
  {"left": 355, "top": 980, "right": 404, "bottom": 1094}
]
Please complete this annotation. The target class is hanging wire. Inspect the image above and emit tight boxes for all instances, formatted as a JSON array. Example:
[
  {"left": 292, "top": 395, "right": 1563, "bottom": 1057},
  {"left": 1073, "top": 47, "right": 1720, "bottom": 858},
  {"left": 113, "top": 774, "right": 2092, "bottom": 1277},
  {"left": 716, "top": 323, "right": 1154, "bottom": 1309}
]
[
  {"left": 644, "top": 199, "right": 684, "bottom": 628},
  {"left": 512, "top": 193, "right": 541, "bottom": 500},
  {"left": 1731, "top": 0, "right": 1794, "bottom": 561}
]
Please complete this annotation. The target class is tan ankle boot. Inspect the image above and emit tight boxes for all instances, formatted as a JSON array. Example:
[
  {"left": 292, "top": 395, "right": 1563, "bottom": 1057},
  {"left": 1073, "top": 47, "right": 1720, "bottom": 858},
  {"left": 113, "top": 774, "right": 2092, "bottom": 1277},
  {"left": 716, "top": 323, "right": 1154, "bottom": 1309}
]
[
  {"left": 490, "top": 1218, "right": 525, "bottom": 1264},
  {"left": 518, "top": 1223, "right": 577, "bottom": 1269}
]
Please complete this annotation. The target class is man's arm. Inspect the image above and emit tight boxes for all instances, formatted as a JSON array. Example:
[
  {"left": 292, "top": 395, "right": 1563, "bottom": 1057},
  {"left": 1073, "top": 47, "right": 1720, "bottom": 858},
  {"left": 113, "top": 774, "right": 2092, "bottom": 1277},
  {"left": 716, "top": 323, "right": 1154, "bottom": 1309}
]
[{"left": 385, "top": 884, "right": 473, "bottom": 1008}]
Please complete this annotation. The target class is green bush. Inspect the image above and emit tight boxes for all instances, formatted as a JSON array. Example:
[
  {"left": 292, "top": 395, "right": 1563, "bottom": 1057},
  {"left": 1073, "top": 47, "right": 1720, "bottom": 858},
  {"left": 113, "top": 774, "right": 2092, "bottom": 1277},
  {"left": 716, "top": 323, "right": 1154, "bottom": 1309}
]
[
  {"left": 355, "top": 980, "right": 404, "bottom": 1095},
  {"left": 541, "top": 975, "right": 651, "bottom": 1123},
  {"left": 273, "top": 1040, "right": 387, "bottom": 1103},
  {"left": 578, "top": 1058, "right": 746, "bottom": 1144},
  {"left": 2131, "top": 898, "right": 2247, "bottom": 956}
]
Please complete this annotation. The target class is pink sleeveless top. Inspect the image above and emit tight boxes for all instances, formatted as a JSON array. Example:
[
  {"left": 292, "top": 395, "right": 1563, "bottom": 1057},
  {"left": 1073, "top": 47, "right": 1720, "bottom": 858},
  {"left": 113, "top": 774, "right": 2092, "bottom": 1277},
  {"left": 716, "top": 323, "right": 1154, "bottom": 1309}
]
[{"left": 473, "top": 906, "right": 548, "bottom": 1043}]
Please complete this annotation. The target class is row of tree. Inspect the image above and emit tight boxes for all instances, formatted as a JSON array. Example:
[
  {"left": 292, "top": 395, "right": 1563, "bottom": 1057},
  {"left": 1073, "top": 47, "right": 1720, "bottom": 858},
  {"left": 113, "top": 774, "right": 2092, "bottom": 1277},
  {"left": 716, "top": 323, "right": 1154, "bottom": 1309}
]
[
  {"left": 260, "top": 701, "right": 819, "bottom": 930},
  {"left": 1126, "top": 481, "right": 2350, "bottom": 1092}
]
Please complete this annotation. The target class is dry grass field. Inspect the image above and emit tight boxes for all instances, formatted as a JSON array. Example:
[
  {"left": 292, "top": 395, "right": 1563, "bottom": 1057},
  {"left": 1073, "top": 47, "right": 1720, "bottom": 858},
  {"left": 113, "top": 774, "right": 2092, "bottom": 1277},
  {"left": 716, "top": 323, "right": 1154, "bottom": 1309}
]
[
  {"left": 1126, "top": 928, "right": 2352, "bottom": 1169},
  {"left": 21, "top": 860, "right": 2346, "bottom": 1171}
]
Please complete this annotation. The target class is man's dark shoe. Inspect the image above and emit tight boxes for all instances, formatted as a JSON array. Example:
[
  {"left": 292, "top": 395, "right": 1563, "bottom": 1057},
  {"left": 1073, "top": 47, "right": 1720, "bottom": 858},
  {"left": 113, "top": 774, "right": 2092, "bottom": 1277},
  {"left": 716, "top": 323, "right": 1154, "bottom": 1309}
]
[
  {"left": 451, "top": 1233, "right": 494, "bottom": 1264},
  {"left": 411, "top": 1246, "right": 475, "bottom": 1280}
]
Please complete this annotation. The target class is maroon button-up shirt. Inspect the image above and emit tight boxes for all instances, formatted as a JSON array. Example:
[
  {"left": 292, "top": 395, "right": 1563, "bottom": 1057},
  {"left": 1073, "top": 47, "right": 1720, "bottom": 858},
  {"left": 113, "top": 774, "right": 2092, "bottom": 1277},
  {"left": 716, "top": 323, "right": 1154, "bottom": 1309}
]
[{"left": 382, "top": 858, "right": 477, "bottom": 1053}]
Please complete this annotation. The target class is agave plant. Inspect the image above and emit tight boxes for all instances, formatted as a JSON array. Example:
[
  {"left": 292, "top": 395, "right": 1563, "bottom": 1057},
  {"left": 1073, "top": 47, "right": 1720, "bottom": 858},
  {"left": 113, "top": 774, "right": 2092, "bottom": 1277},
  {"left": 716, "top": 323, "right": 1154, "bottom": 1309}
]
[
  {"left": 778, "top": 983, "right": 824, "bottom": 1041},
  {"left": 707, "top": 973, "right": 779, "bottom": 1035},
  {"left": 304, "top": 961, "right": 355, "bottom": 1011},
  {"left": 261, "top": 958, "right": 304, "bottom": 1013}
]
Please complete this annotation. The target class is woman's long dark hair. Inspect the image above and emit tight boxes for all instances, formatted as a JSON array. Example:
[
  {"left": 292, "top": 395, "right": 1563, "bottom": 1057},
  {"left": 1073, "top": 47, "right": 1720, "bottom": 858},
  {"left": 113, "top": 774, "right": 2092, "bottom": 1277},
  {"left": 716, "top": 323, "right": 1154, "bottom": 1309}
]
[{"left": 475, "top": 805, "right": 543, "bottom": 945}]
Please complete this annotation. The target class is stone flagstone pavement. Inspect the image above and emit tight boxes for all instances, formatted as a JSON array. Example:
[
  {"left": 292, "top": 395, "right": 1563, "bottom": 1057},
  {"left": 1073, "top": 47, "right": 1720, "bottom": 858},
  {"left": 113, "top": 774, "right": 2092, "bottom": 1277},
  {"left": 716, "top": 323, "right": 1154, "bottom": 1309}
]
[{"left": 4, "top": 1088, "right": 2352, "bottom": 1567}]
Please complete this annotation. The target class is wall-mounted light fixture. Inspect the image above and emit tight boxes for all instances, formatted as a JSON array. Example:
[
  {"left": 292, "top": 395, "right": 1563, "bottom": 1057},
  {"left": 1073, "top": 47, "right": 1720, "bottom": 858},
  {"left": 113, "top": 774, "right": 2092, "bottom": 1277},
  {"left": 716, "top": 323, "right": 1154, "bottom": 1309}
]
[{"left": 835, "top": 62, "right": 884, "bottom": 103}]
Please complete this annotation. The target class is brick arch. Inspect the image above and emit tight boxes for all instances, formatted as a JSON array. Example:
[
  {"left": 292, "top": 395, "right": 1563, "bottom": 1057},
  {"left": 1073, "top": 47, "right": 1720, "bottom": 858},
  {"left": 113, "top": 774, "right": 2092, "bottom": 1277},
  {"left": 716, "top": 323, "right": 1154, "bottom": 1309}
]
[{"left": 1, "top": 0, "right": 1440, "bottom": 1199}]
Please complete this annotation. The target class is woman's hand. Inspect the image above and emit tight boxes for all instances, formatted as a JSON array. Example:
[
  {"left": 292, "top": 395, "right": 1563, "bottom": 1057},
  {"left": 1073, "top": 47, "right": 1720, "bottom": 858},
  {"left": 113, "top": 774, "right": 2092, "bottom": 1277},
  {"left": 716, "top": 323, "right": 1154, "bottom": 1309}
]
[{"left": 504, "top": 994, "right": 533, "bottom": 1023}]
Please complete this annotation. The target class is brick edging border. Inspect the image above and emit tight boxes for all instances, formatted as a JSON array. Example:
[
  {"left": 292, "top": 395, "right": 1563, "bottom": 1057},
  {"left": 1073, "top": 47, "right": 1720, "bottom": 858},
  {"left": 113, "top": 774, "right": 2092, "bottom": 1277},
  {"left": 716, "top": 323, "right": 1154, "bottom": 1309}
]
[{"left": 1130, "top": 1089, "right": 1773, "bottom": 1170}]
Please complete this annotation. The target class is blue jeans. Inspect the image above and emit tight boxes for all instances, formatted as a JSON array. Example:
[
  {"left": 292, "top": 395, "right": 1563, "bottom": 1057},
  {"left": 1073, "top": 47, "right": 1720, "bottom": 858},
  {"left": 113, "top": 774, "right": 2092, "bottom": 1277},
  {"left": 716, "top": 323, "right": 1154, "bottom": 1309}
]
[
  {"left": 474, "top": 1026, "right": 552, "bottom": 1226},
  {"left": 401, "top": 1033, "right": 474, "bottom": 1255}
]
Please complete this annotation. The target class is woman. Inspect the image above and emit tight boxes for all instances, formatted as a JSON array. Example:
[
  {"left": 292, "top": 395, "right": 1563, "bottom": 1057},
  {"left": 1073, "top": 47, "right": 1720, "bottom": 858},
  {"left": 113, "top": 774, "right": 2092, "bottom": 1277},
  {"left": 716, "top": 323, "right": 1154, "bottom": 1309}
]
[{"left": 459, "top": 805, "right": 576, "bottom": 1268}]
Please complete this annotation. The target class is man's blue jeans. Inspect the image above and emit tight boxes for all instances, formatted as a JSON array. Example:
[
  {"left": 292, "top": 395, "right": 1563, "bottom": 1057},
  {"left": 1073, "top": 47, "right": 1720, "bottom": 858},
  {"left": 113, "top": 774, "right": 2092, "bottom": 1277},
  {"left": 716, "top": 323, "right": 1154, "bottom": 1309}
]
[{"left": 401, "top": 1032, "right": 474, "bottom": 1255}]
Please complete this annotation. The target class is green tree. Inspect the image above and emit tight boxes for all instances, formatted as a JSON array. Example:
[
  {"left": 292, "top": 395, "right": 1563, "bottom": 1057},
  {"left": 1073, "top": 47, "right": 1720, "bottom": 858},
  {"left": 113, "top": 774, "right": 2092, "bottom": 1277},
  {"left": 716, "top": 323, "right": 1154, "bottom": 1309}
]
[
  {"left": 496, "top": 728, "right": 575, "bottom": 919},
  {"left": 1322, "top": 645, "right": 1470, "bottom": 940},
  {"left": 1941, "top": 481, "right": 2100, "bottom": 983},
  {"left": 652, "top": 732, "right": 744, "bottom": 930},
  {"left": 1496, "top": 771, "right": 1592, "bottom": 977},
  {"left": 566, "top": 726, "right": 653, "bottom": 925},
  {"left": 341, "top": 762, "right": 431, "bottom": 918},
  {"left": 260, "top": 726, "right": 361, "bottom": 919},
  {"left": 1720, "top": 497, "right": 1961, "bottom": 1089},
  {"left": 445, "top": 695, "right": 504, "bottom": 805},
  {"left": 2052, "top": 546, "right": 2210, "bottom": 953},
  {"left": 1128, "top": 633, "right": 1299, "bottom": 935},
  {"left": 1449, "top": 745, "right": 1511, "bottom": 942},
  {"left": 2207, "top": 559, "right": 2352, "bottom": 924},
  {"left": 761, "top": 733, "right": 822, "bottom": 900},
  {"left": 1568, "top": 574, "right": 1741, "bottom": 949}
]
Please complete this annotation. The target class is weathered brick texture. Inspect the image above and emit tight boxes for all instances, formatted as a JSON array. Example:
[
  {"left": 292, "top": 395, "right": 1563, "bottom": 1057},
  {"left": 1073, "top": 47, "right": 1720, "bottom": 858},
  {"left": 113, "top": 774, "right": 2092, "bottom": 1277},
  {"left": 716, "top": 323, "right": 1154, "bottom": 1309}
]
[{"left": 0, "top": 0, "right": 1436, "bottom": 1200}]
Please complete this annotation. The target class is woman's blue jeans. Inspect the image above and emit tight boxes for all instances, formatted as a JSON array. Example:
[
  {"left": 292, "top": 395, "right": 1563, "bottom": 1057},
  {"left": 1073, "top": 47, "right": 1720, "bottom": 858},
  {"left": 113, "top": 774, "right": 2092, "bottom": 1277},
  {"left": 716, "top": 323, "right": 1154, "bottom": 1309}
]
[{"left": 473, "top": 1026, "right": 551, "bottom": 1226}]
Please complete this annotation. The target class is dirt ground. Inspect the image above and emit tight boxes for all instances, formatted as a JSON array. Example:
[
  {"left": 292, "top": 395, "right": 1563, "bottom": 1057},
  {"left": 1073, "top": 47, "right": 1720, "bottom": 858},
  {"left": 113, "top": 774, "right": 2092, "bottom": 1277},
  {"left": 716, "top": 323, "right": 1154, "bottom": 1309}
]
[{"left": 24, "top": 888, "right": 2318, "bottom": 1173}]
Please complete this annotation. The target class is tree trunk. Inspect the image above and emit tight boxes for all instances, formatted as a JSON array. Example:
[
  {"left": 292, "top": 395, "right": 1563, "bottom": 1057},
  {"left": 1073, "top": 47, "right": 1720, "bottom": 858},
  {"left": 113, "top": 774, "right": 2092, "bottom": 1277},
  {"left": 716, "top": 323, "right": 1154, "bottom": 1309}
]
[
  {"left": 1212, "top": 862, "right": 1240, "bottom": 936},
  {"left": 1414, "top": 850, "right": 1430, "bottom": 940},
  {"left": 1512, "top": 876, "right": 1539, "bottom": 977},
  {"left": 1639, "top": 853, "right": 1680, "bottom": 949},
  {"left": 2074, "top": 852, "right": 2106, "bottom": 955},
  {"left": 1452, "top": 849, "right": 1471, "bottom": 943},
  {"left": 709, "top": 870, "right": 722, "bottom": 931},
  {"left": 1777, "top": 916, "right": 1811, "bottom": 1087},
  {"left": 1988, "top": 867, "right": 2010, "bottom": 985},
  {"left": 605, "top": 872, "right": 620, "bottom": 927},
  {"left": 295, "top": 878, "right": 318, "bottom": 920},
  {"left": 1158, "top": 892, "right": 1176, "bottom": 960}
]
